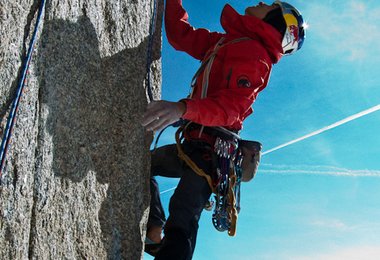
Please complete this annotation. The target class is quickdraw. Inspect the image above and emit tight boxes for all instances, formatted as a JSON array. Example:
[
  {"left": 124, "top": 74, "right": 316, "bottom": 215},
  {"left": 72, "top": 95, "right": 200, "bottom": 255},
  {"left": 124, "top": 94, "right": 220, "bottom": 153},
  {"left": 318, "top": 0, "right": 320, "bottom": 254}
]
[
  {"left": 211, "top": 136, "right": 262, "bottom": 235},
  {"left": 211, "top": 136, "right": 243, "bottom": 236}
]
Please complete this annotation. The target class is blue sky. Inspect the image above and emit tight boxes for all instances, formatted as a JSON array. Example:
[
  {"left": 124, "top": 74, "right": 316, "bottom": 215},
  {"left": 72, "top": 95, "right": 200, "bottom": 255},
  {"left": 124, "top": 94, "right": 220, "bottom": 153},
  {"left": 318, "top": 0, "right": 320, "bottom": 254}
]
[{"left": 146, "top": 0, "right": 380, "bottom": 259}]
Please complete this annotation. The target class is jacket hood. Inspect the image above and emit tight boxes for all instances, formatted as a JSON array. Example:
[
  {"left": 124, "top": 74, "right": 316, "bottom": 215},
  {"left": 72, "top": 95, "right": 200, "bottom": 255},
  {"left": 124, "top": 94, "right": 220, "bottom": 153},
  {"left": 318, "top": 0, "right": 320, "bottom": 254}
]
[{"left": 220, "top": 4, "right": 283, "bottom": 63}]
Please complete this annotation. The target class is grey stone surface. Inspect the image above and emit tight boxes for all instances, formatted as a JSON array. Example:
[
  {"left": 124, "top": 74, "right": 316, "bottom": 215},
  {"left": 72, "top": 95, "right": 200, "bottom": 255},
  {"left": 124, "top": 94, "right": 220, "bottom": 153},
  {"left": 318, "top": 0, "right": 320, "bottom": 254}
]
[{"left": 0, "top": 0, "right": 163, "bottom": 259}]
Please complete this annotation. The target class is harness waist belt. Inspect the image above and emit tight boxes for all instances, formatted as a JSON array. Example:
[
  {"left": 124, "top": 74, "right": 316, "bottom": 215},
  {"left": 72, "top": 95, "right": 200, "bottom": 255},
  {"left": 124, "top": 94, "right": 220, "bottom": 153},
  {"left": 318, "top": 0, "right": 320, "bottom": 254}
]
[{"left": 184, "top": 123, "right": 240, "bottom": 144}]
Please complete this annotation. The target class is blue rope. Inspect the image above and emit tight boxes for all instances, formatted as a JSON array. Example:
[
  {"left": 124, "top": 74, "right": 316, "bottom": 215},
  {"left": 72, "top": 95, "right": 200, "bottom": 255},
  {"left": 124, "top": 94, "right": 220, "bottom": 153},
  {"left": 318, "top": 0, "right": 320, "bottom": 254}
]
[
  {"left": 146, "top": 0, "right": 159, "bottom": 102},
  {"left": 0, "top": 0, "right": 46, "bottom": 184}
]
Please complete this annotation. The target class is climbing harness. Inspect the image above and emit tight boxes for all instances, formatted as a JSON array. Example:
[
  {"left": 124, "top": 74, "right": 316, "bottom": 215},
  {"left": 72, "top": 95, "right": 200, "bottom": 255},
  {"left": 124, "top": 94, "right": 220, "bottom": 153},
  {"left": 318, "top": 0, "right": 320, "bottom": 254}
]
[
  {"left": 175, "top": 123, "right": 261, "bottom": 236},
  {"left": 0, "top": 0, "right": 46, "bottom": 184},
  {"left": 146, "top": 0, "right": 159, "bottom": 102}
]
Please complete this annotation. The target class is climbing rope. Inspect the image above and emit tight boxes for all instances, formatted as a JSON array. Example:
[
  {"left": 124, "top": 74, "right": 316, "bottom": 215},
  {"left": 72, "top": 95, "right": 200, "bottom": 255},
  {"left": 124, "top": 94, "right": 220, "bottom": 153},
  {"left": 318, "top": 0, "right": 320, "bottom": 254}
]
[
  {"left": 0, "top": 0, "right": 46, "bottom": 184},
  {"left": 175, "top": 126, "right": 216, "bottom": 193},
  {"left": 146, "top": 0, "right": 159, "bottom": 102}
]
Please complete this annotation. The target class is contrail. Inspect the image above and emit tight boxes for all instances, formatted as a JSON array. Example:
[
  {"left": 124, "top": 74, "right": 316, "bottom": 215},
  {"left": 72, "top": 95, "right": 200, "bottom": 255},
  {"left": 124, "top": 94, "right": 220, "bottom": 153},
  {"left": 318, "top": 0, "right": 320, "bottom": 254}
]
[
  {"left": 259, "top": 168, "right": 380, "bottom": 177},
  {"left": 262, "top": 104, "right": 380, "bottom": 156},
  {"left": 160, "top": 186, "right": 177, "bottom": 195}
]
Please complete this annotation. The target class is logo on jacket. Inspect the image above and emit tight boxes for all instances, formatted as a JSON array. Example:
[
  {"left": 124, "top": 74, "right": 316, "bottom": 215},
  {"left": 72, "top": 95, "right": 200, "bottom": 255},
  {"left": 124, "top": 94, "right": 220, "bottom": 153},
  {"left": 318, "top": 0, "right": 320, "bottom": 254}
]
[{"left": 237, "top": 75, "right": 251, "bottom": 88}]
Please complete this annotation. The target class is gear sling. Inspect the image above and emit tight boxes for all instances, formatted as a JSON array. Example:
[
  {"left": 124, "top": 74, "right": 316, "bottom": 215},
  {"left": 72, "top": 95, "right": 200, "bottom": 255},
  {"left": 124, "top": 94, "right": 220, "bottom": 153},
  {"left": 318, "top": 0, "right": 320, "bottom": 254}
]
[{"left": 175, "top": 37, "right": 262, "bottom": 236}]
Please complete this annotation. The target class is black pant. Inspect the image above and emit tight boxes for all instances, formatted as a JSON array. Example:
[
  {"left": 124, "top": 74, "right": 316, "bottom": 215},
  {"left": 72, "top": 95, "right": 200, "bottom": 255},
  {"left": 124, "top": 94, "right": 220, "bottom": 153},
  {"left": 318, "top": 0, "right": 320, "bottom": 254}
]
[{"left": 148, "top": 141, "right": 213, "bottom": 260}]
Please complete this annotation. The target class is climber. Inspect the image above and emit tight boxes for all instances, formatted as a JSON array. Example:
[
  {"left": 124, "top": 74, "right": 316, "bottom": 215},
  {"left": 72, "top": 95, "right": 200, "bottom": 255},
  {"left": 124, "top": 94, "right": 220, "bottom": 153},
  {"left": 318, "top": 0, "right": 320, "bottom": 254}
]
[{"left": 141, "top": 0, "right": 306, "bottom": 259}]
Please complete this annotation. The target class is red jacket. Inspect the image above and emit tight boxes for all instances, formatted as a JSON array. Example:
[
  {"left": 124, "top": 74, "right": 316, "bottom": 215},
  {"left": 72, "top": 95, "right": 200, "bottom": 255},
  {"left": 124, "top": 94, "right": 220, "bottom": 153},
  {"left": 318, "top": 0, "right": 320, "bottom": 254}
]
[{"left": 165, "top": 0, "right": 283, "bottom": 131}]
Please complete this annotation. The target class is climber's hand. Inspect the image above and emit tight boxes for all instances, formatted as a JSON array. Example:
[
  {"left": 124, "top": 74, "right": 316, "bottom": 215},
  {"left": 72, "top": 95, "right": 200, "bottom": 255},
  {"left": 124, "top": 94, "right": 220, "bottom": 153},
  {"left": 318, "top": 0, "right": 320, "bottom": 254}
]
[{"left": 141, "top": 100, "right": 186, "bottom": 132}]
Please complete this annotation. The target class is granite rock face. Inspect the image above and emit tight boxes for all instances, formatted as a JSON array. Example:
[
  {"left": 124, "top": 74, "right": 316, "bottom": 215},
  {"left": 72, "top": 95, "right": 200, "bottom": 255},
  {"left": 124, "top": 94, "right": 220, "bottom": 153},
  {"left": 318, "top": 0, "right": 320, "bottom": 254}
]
[{"left": 0, "top": 0, "right": 162, "bottom": 259}]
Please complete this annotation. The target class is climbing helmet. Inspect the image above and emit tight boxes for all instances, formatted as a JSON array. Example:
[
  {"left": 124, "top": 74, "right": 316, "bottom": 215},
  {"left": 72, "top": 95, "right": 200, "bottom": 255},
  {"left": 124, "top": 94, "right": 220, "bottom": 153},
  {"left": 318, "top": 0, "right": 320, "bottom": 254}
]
[{"left": 274, "top": 0, "right": 306, "bottom": 55}]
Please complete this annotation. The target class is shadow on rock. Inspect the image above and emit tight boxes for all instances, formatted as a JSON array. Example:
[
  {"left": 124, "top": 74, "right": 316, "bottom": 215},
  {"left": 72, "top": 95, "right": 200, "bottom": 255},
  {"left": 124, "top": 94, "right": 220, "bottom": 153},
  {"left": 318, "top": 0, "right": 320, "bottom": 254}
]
[{"left": 37, "top": 15, "right": 159, "bottom": 258}]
